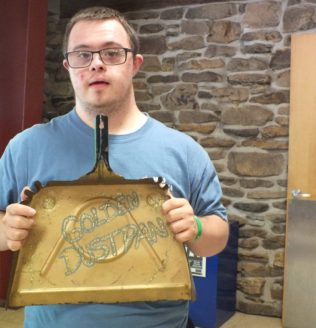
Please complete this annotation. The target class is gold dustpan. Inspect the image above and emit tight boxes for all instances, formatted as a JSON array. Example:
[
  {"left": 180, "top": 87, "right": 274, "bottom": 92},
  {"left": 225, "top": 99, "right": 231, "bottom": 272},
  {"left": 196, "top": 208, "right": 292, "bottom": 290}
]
[{"left": 7, "top": 115, "right": 193, "bottom": 307}]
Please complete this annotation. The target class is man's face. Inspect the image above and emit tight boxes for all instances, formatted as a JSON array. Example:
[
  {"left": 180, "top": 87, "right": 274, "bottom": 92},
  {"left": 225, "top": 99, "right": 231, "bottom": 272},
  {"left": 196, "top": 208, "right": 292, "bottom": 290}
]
[{"left": 63, "top": 19, "right": 141, "bottom": 114}]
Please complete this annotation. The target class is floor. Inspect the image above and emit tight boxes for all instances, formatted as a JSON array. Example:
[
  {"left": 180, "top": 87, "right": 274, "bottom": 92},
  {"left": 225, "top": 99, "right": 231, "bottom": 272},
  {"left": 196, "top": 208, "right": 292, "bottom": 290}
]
[
  {"left": 221, "top": 312, "right": 282, "bottom": 328},
  {"left": 0, "top": 307, "right": 24, "bottom": 328},
  {"left": 0, "top": 307, "right": 282, "bottom": 327}
]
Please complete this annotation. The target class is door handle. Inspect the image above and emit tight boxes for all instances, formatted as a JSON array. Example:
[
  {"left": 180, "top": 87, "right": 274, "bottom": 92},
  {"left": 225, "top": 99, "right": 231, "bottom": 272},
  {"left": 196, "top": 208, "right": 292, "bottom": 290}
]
[{"left": 292, "top": 189, "right": 311, "bottom": 199}]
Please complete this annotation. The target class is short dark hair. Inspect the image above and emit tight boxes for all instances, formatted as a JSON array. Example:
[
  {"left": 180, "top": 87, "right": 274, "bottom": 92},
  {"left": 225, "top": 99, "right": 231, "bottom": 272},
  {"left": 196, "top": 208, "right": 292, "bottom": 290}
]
[{"left": 63, "top": 6, "right": 139, "bottom": 55}]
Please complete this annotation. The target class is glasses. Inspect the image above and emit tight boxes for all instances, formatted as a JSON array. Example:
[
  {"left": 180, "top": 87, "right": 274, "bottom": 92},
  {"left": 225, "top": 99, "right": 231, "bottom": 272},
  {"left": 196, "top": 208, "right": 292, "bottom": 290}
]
[{"left": 64, "top": 47, "right": 134, "bottom": 68}]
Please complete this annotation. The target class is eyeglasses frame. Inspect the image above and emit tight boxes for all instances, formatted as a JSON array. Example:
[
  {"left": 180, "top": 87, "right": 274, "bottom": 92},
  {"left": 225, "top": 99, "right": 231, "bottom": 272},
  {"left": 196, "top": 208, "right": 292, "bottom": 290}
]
[{"left": 64, "top": 47, "right": 134, "bottom": 68}]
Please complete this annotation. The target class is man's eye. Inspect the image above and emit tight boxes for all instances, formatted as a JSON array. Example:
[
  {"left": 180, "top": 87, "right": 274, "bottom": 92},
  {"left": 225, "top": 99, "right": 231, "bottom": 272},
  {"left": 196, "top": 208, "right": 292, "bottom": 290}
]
[
  {"left": 77, "top": 52, "right": 91, "bottom": 59},
  {"left": 105, "top": 50, "right": 120, "bottom": 57}
]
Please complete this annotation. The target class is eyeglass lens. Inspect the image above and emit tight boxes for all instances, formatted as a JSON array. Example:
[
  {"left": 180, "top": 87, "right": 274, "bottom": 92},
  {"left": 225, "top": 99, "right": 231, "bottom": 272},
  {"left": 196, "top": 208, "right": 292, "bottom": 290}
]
[{"left": 67, "top": 48, "right": 128, "bottom": 68}]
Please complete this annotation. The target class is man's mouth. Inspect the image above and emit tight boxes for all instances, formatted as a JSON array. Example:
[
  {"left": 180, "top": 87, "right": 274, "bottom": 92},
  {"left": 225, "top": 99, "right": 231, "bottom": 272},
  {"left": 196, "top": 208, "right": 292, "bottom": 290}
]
[{"left": 89, "top": 80, "right": 109, "bottom": 87}]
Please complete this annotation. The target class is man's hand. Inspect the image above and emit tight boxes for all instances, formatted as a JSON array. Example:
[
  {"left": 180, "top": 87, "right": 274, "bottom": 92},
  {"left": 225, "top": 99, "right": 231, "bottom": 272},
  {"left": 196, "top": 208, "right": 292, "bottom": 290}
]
[
  {"left": 0, "top": 188, "right": 36, "bottom": 251},
  {"left": 161, "top": 194, "right": 229, "bottom": 257},
  {"left": 161, "top": 196, "right": 197, "bottom": 243}
]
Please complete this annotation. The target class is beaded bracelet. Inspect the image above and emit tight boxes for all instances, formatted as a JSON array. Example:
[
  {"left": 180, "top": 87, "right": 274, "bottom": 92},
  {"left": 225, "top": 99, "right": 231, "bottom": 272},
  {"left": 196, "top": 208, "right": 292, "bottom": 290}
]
[{"left": 194, "top": 216, "right": 202, "bottom": 241}]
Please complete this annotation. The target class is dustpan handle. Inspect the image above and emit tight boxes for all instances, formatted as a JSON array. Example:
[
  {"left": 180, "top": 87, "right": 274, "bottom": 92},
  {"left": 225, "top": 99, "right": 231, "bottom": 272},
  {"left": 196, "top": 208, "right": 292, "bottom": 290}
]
[{"left": 95, "top": 115, "right": 111, "bottom": 171}]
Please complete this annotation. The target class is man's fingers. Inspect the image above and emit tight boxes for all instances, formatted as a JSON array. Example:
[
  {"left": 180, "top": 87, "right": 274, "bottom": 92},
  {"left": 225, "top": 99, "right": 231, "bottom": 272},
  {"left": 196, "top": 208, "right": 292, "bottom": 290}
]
[
  {"left": 162, "top": 197, "right": 186, "bottom": 215},
  {"left": 4, "top": 215, "right": 35, "bottom": 229},
  {"left": 2, "top": 200, "right": 36, "bottom": 252},
  {"left": 7, "top": 240, "right": 24, "bottom": 252},
  {"left": 3, "top": 209, "right": 35, "bottom": 251},
  {"left": 3, "top": 203, "right": 36, "bottom": 239},
  {"left": 5, "top": 203, "right": 36, "bottom": 218},
  {"left": 6, "top": 226, "right": 29, "bottom": 241}
]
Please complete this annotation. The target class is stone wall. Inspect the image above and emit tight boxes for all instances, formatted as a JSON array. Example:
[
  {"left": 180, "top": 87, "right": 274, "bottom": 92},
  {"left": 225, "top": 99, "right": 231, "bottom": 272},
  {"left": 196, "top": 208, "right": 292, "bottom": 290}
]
[{"left": 44, "top": 0, "right": 316, "bottom": 317}]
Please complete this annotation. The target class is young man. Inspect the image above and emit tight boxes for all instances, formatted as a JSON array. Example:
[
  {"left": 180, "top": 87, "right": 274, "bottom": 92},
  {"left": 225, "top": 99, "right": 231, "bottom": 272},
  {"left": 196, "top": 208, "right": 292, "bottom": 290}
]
[{"left": 0, "top": 6, "right": 228, "bottom": 328}]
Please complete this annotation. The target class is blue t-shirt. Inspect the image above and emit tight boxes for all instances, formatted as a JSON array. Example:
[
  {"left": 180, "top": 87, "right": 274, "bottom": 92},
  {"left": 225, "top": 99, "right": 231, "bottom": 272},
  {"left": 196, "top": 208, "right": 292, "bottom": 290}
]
[{"left": 0, "top": 109, "right": 226, "bottom": 328}]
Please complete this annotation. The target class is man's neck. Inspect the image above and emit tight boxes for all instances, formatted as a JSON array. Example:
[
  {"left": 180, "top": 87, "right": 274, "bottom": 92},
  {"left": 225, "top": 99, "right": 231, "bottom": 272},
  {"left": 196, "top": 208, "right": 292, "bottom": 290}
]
[
  {"left": 75, "top": 103, "right": 147, "bottom": 135},
  {"left": 107, "top": 107, "right": 147, "bottom": 135}
]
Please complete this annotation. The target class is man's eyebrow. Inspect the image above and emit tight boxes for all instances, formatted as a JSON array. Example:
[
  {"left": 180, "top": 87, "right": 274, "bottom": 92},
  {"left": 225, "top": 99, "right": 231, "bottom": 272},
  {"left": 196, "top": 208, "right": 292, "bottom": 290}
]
[
  {"left": 70, "top": 42, "right": 125, "bottom": 51},
  {"left": 71, "top": 44, "right": 90, "bottom": 51}
]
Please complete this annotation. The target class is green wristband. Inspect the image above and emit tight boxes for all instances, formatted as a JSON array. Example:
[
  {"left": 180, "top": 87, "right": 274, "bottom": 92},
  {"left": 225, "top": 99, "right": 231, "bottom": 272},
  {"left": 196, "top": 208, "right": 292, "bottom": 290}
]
[{"left": 194, "top": 216, "right": 202, "bottom": 241}]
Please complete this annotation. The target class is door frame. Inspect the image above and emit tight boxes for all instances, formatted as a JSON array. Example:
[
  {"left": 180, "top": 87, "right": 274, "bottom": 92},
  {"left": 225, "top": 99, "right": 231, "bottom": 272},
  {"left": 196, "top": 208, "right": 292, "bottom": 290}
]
[{"left": 0, "top": 0, "right": 48, "bottom": 303}]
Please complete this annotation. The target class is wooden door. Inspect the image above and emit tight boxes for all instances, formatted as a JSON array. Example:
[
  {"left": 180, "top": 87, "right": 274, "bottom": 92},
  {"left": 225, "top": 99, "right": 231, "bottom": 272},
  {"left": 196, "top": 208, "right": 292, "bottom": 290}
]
[
  {"left": 287, "top": 33, "right": 316, "bottom": 199},
  {"left": 283, "top": 33, "right": 316, "bottom": 327},
  {"left": 0, "top": 0, "right": 47, "bottom": 303}
]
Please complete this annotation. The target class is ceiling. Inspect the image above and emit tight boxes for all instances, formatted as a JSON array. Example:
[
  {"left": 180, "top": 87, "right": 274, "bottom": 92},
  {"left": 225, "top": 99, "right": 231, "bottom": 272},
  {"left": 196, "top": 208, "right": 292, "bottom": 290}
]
[{"left": 59, "top": 0, "right": 229, "bottom": 18}]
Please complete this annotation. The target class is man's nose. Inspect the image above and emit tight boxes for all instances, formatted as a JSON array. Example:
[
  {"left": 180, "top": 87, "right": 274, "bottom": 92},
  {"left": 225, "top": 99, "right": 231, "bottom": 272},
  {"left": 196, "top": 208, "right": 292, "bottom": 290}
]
[{"left": 90, "top": 52, "right": 106, "bottom": 70}]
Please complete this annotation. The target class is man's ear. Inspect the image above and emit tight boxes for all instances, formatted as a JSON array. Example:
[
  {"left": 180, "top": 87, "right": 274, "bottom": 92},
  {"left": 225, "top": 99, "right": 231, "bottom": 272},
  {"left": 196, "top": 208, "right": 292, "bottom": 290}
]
[
  {"left": 132, "top": 54, "right": 143, "bottom": 77},
  {"left": 63, "top": 59, "right": 70, "bottom": 71}
]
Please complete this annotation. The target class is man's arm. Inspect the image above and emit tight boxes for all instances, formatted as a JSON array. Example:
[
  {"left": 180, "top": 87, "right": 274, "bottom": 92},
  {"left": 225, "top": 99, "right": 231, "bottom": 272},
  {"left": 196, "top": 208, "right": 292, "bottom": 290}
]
[
  {"left": 186, "top": 214, "right": 228, "bottom": 257},
  {"left": 162, "top": 197, "right": 229, "bottom": 257}
]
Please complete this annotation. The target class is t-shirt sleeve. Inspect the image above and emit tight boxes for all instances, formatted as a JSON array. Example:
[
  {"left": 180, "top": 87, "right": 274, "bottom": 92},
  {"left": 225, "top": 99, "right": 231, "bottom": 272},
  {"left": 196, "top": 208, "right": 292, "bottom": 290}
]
[
  {"left": 187, "top": 141, "right": 227, "bottom": 221},
  {"left": 0, "top": 141, "right": 19, "bottom": 210}
]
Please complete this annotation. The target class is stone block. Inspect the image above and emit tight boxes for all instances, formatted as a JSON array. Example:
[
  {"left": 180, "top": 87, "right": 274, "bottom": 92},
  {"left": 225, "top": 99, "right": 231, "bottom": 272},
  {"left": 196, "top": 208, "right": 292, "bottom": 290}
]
[
  {"left": 140, "top": 24, "right": 164, "bottom": 34},
  {"left": 205, "top": 45, "right": 237, "bottom": 57},
  {"left": 175, "top": 123, "right": 216, "bottom": 134},
  {"left": 243, "top": 1, "right": 282, "bottom": 28},
  {"left": 243, "top": 43, "right": 273, "bottom": 54},
  {"left": 237, "top": 299, "right": 281, "bottom": 316},
  {"left": 207, "top": 21, "right": 241, "bottom": 44},
  {"left": 228, "top": 152, "right": 284, "bottom": 177},
  {"left": 238, "top": 278, "right": 265, "bottom": 296},
  {"left": 212, "top": 87, "right": 249, "bottom": 103},
  {"left": 141, "top": 56, "right": 162, "bottom": 72},
  {"left": 181, "top": 20, "right": 210, "bottom": 35},
  {"left": 262, "top": 236, "right": 285, "bottom": 250},
  {"left": 240, "top": 179, "right": 274, "bottom": 189},
  {"left": 250, "top": 90, "right": 289, "bottom": 104},
  {"left": 147, "top": 75, "right": 179, "bottom": 84},
  {"left": 161, "top": 84, "right": 198, "bottom": 110},
  {"left": 241, "top": 139, "right": 288, "bottom": 150},
  {"left": 182, "top": 71, "right": 223, "bottom": 83},
  {"left": 139, "top": 36, "right": 167, "bottom": 54},
  {"left": 227, "top": 58, "right": 268, "bottom": 72},
  {"left": 224, "top": 128, "right": 259, "bottom": 138},
  {"left": 283, "top": 6, "right": 316, "bottom": 32},
  {"left": 160, "top": 8, "right": 184, "bottom": 20},
  {"left": 228, "top": 73, "right": 271, "bottom": 85},
  {"left": 270, "top": 49, "right": 291, "bottom": 70},
  {"left": 222, "top": 106, "right": 273, "bottom": 126},
  {"left": 222, "top": 187, "right": 245, "bottom": 198},
  {"left": 200, "top": 137, "right": 235, "bottom": 148},
  {"left": 233, "top": 202, "right": 269, "bottom": 213},
  {"left": 241, "top": 31, "right": 282, "bottom": 43},
  {"left": 168, "top": 36, "right": 205, "bottom": 50},
  {"left": 179, "top": 111, "right": 219, "bottom": 124},
  {"left": 261, "top": 125, "right": 289, "bottom": 138},
  {"left": 186, "top": 3, "right": 237, "bottom": 19}
]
